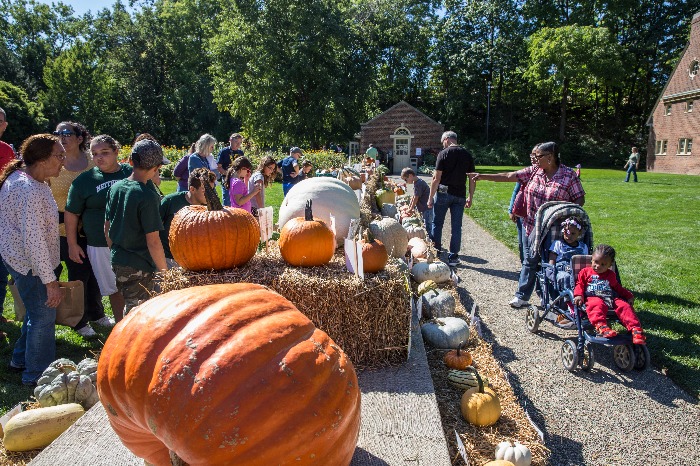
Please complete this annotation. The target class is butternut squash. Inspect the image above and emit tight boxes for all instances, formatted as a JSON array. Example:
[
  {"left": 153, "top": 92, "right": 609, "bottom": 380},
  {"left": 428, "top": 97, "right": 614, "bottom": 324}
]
[{"left": 3, "top": 403, "right": 85, "bottom": 451}]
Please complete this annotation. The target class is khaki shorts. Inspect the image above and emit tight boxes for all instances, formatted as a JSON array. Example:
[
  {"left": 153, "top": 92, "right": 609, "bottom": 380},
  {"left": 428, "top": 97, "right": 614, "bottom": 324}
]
[{"left": 112, "top": 264, "right": 155, "bottom": 314}]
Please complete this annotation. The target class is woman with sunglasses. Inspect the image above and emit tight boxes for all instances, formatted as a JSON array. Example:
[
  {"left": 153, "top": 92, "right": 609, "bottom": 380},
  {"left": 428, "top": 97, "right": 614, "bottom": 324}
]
[
  {"left": 49, "top": 121, "right": 110, "bottom": 338},
  {"left": 0, "top": 134, "right": 64, "bottom": 385},
  {"left": 248, "top": 156, "right": 277, "bottom": 212},
  {"left": 470, "top": 141, "right": 585, "bottom": 308},
  {"left": 225, "top": 156, "right": 260, "bottom": 214}
]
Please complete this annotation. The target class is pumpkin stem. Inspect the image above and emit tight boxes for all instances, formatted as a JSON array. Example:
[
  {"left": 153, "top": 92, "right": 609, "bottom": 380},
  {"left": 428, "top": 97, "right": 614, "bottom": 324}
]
[
  {"left": 465, "top": 366, "right": 484, "bottom": 393},
  {"left": 203, "top": 176, "right": 223, "bottom": 211},
  {"left": 304, "top": 199, "right": 313, "bottom": 221},
  {"left": 362, "top": 227, "right": 375, "bottom": 243},
  {"left": 169, "top": 450, "right": 189, "bottom": 466},
  {"left": 457, "top": 341, "right": 464, "bottom": 355}
]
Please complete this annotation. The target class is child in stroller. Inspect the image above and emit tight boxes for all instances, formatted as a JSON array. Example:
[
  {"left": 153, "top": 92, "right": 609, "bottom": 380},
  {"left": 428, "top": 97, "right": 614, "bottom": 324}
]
[
  {"left": 547, "top": 216, "right": 589, "bottom": 292},
  {"left": 573, "top": 244, "right": 646, "bottom": 345}
]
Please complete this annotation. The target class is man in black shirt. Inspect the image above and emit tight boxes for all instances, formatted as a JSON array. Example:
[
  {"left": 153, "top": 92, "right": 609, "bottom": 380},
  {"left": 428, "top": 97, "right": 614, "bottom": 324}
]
[{"left": 426, "top": 131, "right": 475, "bottom": 266}]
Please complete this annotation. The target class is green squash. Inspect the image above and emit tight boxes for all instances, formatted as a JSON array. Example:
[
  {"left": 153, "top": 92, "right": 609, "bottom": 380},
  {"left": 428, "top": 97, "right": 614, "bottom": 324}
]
[{"left": 447, "top": 368, "right": 489, "bottom": 391}]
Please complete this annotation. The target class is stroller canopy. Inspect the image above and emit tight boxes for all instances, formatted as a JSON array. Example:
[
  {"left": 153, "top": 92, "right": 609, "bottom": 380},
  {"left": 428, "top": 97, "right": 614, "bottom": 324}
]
[{"left": 526, "top": 201, "right": 593, "bottom": 260}]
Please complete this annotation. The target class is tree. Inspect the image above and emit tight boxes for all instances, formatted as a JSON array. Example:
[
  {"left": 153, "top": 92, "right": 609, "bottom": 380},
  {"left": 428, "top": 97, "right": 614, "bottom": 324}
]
[
  {"left": 523, "top": 25, "right": 626, "bottom": 141},
  {"left": 0, "top": 80, "right": 48, "bottom": 147}
]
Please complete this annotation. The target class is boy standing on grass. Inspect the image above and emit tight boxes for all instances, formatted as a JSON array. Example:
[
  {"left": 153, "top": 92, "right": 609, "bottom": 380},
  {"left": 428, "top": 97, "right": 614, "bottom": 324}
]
[
  {"left": 104, "top": 140, "right": 167, "bottom": 314},
  {"left": 401, "top": 167, "right": 434, "bottom": 241}
]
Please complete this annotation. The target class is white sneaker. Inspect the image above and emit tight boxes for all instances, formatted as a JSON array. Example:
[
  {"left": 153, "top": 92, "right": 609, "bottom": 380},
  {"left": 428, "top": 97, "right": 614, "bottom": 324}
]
[
  {"left": 509, "top": 297, "right": 529, "bottom": 308},
  {"left": 93, "top": 316, "right": 115, "bottom": 327},
  {"left": 76, "top": 325, "right": 97, "bottom": 338}
]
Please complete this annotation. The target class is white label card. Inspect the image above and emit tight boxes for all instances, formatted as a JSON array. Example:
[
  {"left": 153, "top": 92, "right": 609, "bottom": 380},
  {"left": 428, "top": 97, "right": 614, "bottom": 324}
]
[
  {"left": 329, "top": 213, "right": 337, "bottom": 249},
  {"left": 416, "top": 294, "right": 422, "bottom": 320},
  {"left": 454, "top": 430, "right": 469, "bottom": 464},
  {"left": 0, "top": 403, "right": 22, "bottom": 431},
  {"left": 356, "top": 241, "right": 364, "bottom": 279},
  {"left": 258, "top": 207, "right": 274, "bottom": 242}
]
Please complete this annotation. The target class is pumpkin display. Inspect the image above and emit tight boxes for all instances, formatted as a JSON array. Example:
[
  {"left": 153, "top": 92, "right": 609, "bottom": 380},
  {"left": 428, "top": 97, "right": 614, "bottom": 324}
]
[
  {"left": 422, "top": 289, "right": 456, "bottom": 318},
  {"left": 411, "top": 260, "right": 451, "bottom": 283},
  {"left": 405, "top": 224, "right": 427, "bottom": 240},
  {"left": 447, "top": 368, "right": 489, "bottom": 390},
  {"left": 395, "top": 195, "right": 411, "bottom": 208},
  {"left": 460, "top": 367, "right": 502, "bottom": 426},
  {"left": 369, "top": 217, "right": 408, "bottom": 258},
  {"left": 495, "top": 441, "right": 532, "bottom": 466},
  {"left": 401, "top": 216, "right": 422, "bottom": 228},
  {"left": 443, "top": 342, "right": 473, "bottom": 369},
  {"left": 279, "top": 200, "right": 335, "bottom": 267},
  {"left": 170, "top": 182, "right": 259, "bottom": 271},
  {"left": 3, "top": 403, "right": 85, "bottom": 452},
  {"left": 421, "top": 317, "right": 470, "bottom": 349},
  {"left": 380, "top": 203, "right": 398, "bottom": 218},
  {"left": 375, "top": 189, "right": 396, "bottom": 208},
  {"left": 97, "top": 284, "right": 361, "bottom": 466},
  {"left": 408, "top": 237, "right": 428, "bottom": 259},
  {"left": 360, "top": 229, "right": 388, "bottom": 273},
  {"left": 279, "top": 177, "right": 360, "bottom": 246},
  {"left": 33, "top": 358, "right": 100, "bottom": 409}
]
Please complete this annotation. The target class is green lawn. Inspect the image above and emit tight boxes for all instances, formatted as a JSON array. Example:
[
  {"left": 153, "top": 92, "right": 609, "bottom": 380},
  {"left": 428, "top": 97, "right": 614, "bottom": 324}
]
[{"left": 468, "top": 167, "right": 700, "bottom": 399}]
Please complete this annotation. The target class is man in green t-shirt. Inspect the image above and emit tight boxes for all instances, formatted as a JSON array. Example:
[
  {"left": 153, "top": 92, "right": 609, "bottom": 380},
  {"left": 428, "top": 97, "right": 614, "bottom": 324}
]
[
  {"left": 160, "top": 168, "right": 215, "bottom": 268},
  {"left": 105, "top": 139, "right": 168, "bottom": 313}
]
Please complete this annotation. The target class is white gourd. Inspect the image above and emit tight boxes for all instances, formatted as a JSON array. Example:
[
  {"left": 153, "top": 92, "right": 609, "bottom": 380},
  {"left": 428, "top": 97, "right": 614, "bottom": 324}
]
[
  {"left": 411, "top": 260, "right": 451, "bottom": 283},
  {"left": 369, "top": 217, "right": 408, "bottom": 258},
  {"left": 495, "top": 441, "right": 532, "bottom": 466},
  {"left": 408, "top": 237, "right": 428, "bottom": 259}
]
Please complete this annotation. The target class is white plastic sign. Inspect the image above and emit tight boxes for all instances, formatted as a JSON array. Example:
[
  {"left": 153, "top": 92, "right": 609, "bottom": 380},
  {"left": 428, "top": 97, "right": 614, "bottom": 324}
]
[
  {"left": 329, "top": 213, "right": 337, "bottom": 249},
  {"left": 0, "top": 403, "right": 22, "bottom": 432},
  {"left": 258, "top": 207, "right": 274, "bottom": 242},
  {"left": 344, "top": 237, "right": 364, "bottom": 279},
  {"left": 454, "top": 430, "right": 469, "bottom": 464}
]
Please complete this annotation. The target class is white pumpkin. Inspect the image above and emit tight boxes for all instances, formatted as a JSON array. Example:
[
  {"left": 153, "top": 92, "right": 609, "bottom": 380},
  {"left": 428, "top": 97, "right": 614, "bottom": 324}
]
[
  {"left": 405, "top": 224, "right": 427, "bottom": 240},
  {"left": 421, "top": 317, "right": 470, "bottom": 349},
  {"left": 495, "top": 441, "right": 532, "bottom": 466},
  {"left": 408, "top": 237, "right": 428, "bottom": 259},
  {"left": 369, "top": 217, "right": 408, "bottom": 258},
  {"left": 412, "top": 260, "right": 451, "bottom": 283},
  {"left": 279, "top": 177, "right": 360, "bottom": 245},
  {"left": 381, "top": 203, "right": 398, "bottom": 218}
]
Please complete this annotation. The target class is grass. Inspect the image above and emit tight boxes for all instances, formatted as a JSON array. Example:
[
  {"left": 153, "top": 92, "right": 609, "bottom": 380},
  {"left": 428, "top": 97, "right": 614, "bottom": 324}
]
[
  {"left": 0, "top": 179, "right": 287, "bottom": 416},
  {"left": 468, "top": 166, "right": 700, "bottom": 400}
]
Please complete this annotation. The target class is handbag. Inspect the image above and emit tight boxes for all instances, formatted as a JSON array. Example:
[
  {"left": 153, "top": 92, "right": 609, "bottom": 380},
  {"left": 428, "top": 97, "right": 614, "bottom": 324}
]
[
  {"left": 512, "top": 170, "right": 536, "bottom": 218},
  {"left": 10, "top": 279, "right": 85, "bottom": 327}
]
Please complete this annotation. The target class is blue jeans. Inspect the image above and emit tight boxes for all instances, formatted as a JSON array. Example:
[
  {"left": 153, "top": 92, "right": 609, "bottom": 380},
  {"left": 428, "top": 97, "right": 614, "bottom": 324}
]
[
  {"left": 5, "top": 262, "right": 56, "bottom": 385},
  {"left": 221, "top": 183, "right": 231, "bottom": 206},
  {"left": 515, "top": 226, "right": 539, "bottom": 301},
  {"left": 283, "top": 182, "right": 296, "bottom": 196},
  {"left": 625, "top": 165, "right": 637, "bottom": 182},
  {"left": 421, "top": 208, "right": 434, "bottom": 242},
  {"left": 0, "top": 253, "right": 8, "bottom": 314},
  {"left": 432, "top": 192, "right": 466, "bottom": 259},
  {"left": 515, "top": 217, "right": 524, "bottom": 263}
]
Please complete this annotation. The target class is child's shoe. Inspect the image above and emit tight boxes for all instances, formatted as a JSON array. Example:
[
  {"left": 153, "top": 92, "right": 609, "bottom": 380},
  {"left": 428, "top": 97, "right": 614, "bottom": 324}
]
[
  {"left": 631, "top": 328, "right": 646, "bottom": 345},
  {"left": 595, "top": 323, "right": 618, "bottom": 338}
]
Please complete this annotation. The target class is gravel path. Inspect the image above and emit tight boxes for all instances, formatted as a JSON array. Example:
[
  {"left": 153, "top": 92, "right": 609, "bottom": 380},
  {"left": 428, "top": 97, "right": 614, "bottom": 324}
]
[{"left": 440, "top": 213, "right": 699, "bottom": 465}]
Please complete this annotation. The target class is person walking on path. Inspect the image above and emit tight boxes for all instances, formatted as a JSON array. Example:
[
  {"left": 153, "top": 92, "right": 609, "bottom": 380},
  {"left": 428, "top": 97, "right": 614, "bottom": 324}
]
[
  {"left": 280, "top": 147, "right": 303, "bottom": 196},
  {"left": 470, "top": 141, "right": 585, "bottom": 308},
  {"left": 426, "top": 131, "right": 475, "bottom": 266},
  {"left": 624, "top": 147, "right": 640, "bottom": 182},
  {"left": 216, "top": 133, "right": 244, "bottom": 206}
]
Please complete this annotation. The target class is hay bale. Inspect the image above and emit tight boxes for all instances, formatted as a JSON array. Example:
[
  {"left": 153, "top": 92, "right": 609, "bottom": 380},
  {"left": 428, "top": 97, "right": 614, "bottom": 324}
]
[{"left": 159, "top": 248, "right": 410, "bottom": 368}]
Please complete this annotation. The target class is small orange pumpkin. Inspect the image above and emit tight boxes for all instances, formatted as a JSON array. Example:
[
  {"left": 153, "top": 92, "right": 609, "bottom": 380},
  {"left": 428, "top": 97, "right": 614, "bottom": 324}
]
[
  {"left": 443, "top": 341, "right": 472, "bottom": 369},
  {"left": 394, "top": 186, "right": 406, "bottom": 195},
  {"left": 360, "top": 229, "right": 388, "bottom": 273},
  {"left": 279, "top": 199, "right": 335, "bottom": 266}
]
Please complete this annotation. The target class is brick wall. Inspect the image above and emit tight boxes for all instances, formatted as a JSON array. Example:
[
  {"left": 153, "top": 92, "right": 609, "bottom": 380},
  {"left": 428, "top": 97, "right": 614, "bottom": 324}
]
[
  {"left": 359, "top": 102, "right": 444, "bottom": 167},
  {"left": 648, "top": 12, "right": 700, "bottom": 175}
]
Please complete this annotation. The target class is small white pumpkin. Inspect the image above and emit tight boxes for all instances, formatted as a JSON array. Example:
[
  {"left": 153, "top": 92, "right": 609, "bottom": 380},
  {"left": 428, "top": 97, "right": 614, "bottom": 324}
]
[
  {"left": 405, "top": 224, "right": 427, "bottom": 240},
  {"left": 381, "top": 203, "right": 398, "bottom": 218},
  {"left": 408, "top": 237, "right": 428, "bottom": 259},
  {"left": 412, "top": 260, "right": 451, "bottom": 283},
  {"left": 495, "top": 441, "right": 532, "bottom": 466},
  {"left": 421, "top": 317, "right": 470, "bottom": 348},
  {"left": 422, "top": 289, "right": 456, "bottom": 318}
]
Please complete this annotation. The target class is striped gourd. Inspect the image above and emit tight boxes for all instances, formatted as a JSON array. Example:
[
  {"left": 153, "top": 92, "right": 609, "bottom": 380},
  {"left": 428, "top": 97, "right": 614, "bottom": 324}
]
[{"left": 447, "top": 368, "right": 489, "bottom": 391}]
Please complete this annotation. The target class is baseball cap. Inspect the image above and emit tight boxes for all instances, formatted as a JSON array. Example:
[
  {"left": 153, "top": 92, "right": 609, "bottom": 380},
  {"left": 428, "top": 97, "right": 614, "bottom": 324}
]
[
  {"left": 131, "top": 139, "right": 168, "bottom": 169},
  {"left": 290, "top": 146, "right": 303, "bottom": 156}
]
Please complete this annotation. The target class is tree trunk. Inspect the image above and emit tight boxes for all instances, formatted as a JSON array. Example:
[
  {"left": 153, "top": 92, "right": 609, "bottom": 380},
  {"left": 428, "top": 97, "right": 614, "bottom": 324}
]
[{"left": 559, "top": 77, "right": 569, "bottom": 141}]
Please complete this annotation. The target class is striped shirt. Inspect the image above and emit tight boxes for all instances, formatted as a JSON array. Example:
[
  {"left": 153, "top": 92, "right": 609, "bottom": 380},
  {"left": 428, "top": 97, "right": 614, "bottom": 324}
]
[{"left": 516, "top": 164, "right": 585, "bottom": 235}]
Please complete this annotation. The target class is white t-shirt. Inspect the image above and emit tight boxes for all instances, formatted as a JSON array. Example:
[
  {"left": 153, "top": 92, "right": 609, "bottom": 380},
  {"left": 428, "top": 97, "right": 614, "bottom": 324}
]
[{"left": 248, "top": 172, "right": 264, "bottom": 209}]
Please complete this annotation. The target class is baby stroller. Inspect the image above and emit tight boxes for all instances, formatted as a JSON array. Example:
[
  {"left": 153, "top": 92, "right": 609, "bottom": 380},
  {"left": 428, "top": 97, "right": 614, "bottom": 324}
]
[{"left": 523, "top": 202, "right": 650, "bottom": 373}]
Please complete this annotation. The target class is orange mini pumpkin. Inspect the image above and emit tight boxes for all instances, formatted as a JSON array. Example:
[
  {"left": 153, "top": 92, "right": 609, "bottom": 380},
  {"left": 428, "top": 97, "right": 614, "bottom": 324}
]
[
  {"left": 279, "top": 199, "right": 335, "bottom": 266},
  {"left": 97, "top": 284, "right": 361, "bottom": 466},
  {"left": 443, "top": 341, "right": 473, "bottom": 369},
  {"left": 360, "top": 229, "right": 388, "bottom": 273},
  {"left": 169, "top": 181, "right": 259, "bottom": 271}
]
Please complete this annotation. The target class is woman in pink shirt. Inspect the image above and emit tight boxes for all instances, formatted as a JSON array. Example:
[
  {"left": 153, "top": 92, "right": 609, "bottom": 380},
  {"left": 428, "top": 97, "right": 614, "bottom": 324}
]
[{"left": 225, "top": 156, "right": 261, "bottom": 214}]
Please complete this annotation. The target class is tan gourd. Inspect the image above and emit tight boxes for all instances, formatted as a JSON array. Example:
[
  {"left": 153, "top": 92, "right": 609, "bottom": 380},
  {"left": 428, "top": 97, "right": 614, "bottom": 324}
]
[{"left": 3, "top": 403, "right": 85, "bottom": 451}]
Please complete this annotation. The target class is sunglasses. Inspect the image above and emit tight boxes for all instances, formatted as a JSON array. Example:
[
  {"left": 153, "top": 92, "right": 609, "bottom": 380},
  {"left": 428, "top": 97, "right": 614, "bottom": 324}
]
[
  {"left": 532, "top": 152, "right": 550, "bottom": 159},
  {"left": 52, "top": 130, "right": 76, "bottom": 137}
]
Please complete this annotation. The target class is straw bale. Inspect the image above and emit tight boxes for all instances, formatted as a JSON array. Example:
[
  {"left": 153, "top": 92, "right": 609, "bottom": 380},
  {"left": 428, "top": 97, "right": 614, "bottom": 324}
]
[
  {"left": 422, "top": 286, "right": 550, "bottom": 465},
  {"left": 159, "top": 248, "right": 411, "bottom": 368}
]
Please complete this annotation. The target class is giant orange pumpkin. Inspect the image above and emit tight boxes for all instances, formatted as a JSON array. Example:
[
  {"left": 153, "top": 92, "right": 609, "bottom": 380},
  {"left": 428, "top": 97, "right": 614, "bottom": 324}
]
[
  {"left": 169, "top": 182, "right": 259, "bottom": 271},
  {"left": 97, "top": 284, "right": 361, "bottom": 466},
  {"left": 279, "top": 200, "right": 335, "bottom": 266}
]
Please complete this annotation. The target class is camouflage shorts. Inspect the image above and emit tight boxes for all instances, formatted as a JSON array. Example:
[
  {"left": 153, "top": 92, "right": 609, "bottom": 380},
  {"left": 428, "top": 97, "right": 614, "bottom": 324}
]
[{"left": 112, "top": 264, "right": 156, "bottom": 315}]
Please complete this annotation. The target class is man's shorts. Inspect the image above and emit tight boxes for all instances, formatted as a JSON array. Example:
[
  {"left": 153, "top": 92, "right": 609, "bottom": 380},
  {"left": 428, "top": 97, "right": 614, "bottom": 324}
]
[
  {"left": 112, "top": 264, "right": 155, "bottom": 314},
  {"left": 86, "top": 246, "right": 118, "bottom": 296}
]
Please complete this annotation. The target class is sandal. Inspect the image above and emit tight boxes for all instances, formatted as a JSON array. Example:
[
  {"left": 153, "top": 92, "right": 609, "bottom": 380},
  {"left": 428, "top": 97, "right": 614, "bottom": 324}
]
[
  {"left": 595, "top": 324, "right": 618, "bottom": 338},
  {"left": 631, "top": 328, "right": 646, "bottom": 345}
]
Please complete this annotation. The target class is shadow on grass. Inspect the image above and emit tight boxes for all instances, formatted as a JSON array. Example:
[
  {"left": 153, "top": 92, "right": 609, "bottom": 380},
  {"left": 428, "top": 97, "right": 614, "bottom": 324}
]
[{"left": 634, "top": 291, "right": 699, "bottom": 309}]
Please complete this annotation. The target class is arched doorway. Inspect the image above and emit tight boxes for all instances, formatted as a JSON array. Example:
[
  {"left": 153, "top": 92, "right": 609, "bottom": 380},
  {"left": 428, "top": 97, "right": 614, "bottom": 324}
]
[{"left": 390, "top": 126, "right": 413, "bottom": 175}]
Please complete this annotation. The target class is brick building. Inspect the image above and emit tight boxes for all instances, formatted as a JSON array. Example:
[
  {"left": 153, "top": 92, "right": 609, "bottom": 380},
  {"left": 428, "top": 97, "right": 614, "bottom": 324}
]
[
  {"left": 647, "top": 12, "right": 700, "bottom": 175},
  {"left": 358, "top": 101, "right": 444, "bottom": 175}
]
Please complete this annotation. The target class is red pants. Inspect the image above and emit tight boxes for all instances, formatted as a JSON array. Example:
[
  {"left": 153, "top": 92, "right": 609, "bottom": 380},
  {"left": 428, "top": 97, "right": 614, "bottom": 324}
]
[{"left": 585, "top": 297, "right": 642, "bottom": 330}]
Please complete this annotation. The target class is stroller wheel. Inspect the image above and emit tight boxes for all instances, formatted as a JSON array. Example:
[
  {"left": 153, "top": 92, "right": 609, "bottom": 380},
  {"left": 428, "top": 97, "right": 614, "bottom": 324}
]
[
  {"left": 633, "top": 344, "right": 651, "bottom": 371},
  {"left": 581, "top": 343, "right": 595, "bottom": 372},
  {"left": 561, "top": 340, "right": 578, "bottom": 372},
  {"left": 525, "top": 305, "right": 541, "bottom": 333},
  {"left": 613, "top": 344, "right": 636, "bottom": 372}
]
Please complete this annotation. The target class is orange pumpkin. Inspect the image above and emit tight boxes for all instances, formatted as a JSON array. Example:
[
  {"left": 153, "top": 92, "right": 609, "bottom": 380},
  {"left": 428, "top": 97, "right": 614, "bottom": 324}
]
[
  {"left": 279, "top": 199, "right": 335, "bottom": 266},
  {"left": 443, "top": 342, "right": 473, "bottom": 369},
  {"left": 169, "top": 181, "right": 259, "bottom": 271},
  {"left": 97, "top": 284, "right": 361, "bottom": 466},
  {"left": 360, "top": 229, "right": 388, "bottom": 273},
  {"left": 394, "top": 186, "right": 406, "bottom": 195}
]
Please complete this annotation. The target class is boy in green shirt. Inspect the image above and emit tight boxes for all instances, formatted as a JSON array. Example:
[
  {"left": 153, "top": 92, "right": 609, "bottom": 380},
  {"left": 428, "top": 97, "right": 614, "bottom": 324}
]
[
  {"left": 160, "top": 168, "right": 216, "bottom": 268},
  {"left": 104, "top": 139, "right": 169, "bottom": 313}
]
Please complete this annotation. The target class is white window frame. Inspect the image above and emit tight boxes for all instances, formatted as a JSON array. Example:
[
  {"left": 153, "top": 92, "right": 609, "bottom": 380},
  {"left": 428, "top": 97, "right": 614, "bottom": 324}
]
[
  {"left": 665, "top": 103, "right": 672, "bottom": 115},
  {"left": 655, "top": 140, "right": 668, "bottom": 155},
  {"left": 678, "top": 138, "right": 692, "bottom": 155},
  {"left": 686, "top": 101, "right": 694, "bottom": 112}
]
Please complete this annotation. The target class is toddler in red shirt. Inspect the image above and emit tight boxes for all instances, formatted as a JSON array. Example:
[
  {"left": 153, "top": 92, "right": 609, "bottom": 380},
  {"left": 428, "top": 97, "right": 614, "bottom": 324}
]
[{"left": 573, "top": 244, "right": 646, "bottom": 344}]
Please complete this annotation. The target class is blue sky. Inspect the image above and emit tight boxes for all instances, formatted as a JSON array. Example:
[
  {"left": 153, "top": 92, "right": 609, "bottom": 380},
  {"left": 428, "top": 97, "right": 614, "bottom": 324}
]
[{"left": 36, "top": 0, "right": 131, "bottom": 16}]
